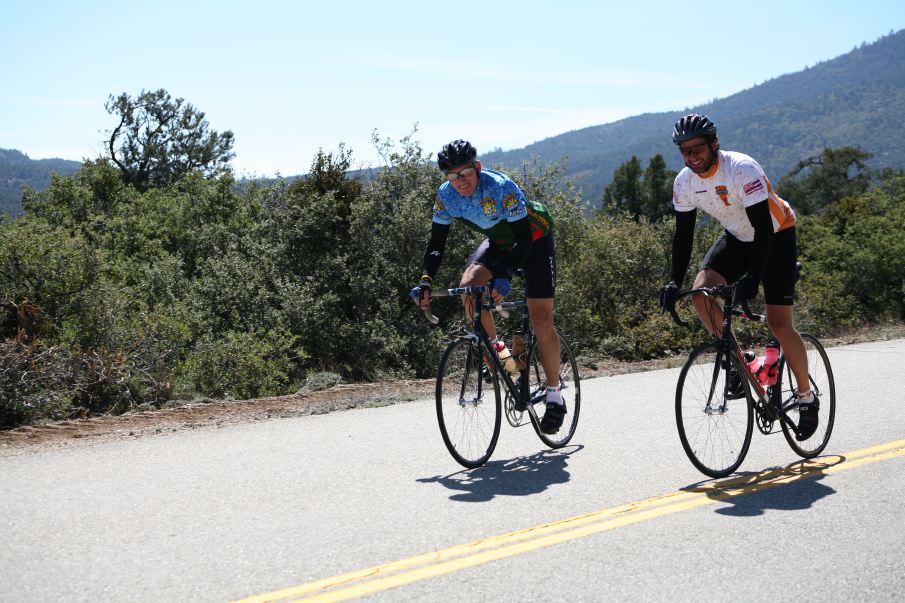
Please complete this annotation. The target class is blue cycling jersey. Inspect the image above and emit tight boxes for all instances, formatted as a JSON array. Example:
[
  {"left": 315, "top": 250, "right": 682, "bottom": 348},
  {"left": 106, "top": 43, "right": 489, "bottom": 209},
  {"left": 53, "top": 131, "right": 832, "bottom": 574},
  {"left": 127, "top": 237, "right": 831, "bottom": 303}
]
[{"left": 433, "top": 169, "right": 552, "bottom": 249}]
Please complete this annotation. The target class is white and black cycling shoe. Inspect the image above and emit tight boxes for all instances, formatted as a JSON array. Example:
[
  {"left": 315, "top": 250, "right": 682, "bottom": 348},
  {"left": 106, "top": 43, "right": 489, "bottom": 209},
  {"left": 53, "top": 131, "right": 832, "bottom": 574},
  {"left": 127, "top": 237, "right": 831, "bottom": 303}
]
[{"left": 795, "top": 391, "right": 820, "bottom": 441}]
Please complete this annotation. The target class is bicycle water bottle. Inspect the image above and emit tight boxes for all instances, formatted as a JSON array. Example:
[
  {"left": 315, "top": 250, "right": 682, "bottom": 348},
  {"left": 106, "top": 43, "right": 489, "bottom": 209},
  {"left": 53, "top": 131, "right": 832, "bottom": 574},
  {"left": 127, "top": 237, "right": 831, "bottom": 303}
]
[
  {"left": 744, "top": 350, "right": 758, "bottom": 374},
  {"left": 511, "top": 332, "right": 527, "bottom": 371},
  {"left": 760, "top": 341, "right": 780, "bottom": 386},
  {"left": 750, "top": 342, "right": 780, "bottom": 385},
  {"left": 493, "top": 339, "right": 518, "bottom": 375}
]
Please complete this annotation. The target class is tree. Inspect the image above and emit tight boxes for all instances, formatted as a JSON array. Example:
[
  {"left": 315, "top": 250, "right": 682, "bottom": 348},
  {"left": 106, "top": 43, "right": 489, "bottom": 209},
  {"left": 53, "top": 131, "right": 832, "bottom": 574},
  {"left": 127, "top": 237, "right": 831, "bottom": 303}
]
[
  {"left": 639, "top": 154, "right": 676, "bottom": 221},
  {"left": 104, "top": 89, "right": 235, "bottom": 192},
  {"left": 602, "top": 154, "right": 676, "bottom": 221},
  {"left": 602, "top": 155, "right": 642, "bottom": 216},
  {"left": 777, "top": 146, "right": 873, "bottom": 214}
]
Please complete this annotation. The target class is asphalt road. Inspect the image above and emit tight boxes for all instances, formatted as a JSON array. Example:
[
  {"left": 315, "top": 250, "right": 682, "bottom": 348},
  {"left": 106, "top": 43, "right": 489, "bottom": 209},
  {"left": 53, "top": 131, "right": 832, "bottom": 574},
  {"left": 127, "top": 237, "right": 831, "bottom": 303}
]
[{"left": 2, "top": 338, "right": 904, "bottom": 602}]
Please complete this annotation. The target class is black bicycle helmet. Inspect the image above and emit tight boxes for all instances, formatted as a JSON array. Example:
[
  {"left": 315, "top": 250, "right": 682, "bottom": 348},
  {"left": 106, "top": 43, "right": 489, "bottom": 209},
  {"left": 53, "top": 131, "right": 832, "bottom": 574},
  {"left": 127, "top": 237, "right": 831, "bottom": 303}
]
[
  {"left": 437, "top": 139, "right": 477, "bottom": 171},
  {"left": 672, "top": 114, "right": 717, "bottom": 144}
]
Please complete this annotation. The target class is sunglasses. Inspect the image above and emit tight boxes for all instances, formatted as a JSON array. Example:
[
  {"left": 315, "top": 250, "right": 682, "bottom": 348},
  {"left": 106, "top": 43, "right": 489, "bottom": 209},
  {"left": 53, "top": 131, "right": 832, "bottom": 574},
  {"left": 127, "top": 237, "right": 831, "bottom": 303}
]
[
  {"left": 445, "top": 165, "right": 476, "bottom": 181},
  {"left": 678, "top": 141, "right": 710, "bottom": 157}
]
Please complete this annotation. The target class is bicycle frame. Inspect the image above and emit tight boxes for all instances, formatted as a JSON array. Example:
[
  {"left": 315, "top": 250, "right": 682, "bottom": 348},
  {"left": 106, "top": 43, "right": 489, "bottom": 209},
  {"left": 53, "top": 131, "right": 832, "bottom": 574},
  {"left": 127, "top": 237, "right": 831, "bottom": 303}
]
[
  {"left": 668, "top": 263, "right": 833, "bottom": 477},
  {"left": 426, "top": 286, "right": 546, "bottom": 415},
  {"left": 427, "top": 282, "right": 582, "bottom": 467},
  {"left": 673, "top": 285, "right": 794, "bottom": 426}
]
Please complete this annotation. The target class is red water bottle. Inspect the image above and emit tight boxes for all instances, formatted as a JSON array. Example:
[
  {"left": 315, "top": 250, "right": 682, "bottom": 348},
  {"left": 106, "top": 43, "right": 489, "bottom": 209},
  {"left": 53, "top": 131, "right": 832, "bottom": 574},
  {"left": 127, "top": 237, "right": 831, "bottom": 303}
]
[
  {"left": 760, "top": 341, "right": 780, "bottom": 386},
  {"left": 744, "top": 351, "right": 759, "bottom": 375}
]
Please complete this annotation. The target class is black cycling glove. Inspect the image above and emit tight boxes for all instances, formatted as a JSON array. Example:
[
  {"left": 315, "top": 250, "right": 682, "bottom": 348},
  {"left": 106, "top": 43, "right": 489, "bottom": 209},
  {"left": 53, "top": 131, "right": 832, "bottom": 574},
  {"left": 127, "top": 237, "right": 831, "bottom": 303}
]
[
  {"left": 736, "top": 273, "right": 760, "bottom": 301},
  {"left": 659, "top": 281, "right": 679, "bottom": 314}
]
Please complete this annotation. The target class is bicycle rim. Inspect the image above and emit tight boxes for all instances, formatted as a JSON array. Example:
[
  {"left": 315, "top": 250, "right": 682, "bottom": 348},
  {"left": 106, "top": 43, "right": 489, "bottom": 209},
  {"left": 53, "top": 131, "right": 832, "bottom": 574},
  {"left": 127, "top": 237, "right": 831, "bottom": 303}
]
[
  {"left": 777, "top": 333, "right": 835, "bottom": 457},
  {"left": 528, "top": 328, "right": 581, "bottom": 448},
  {"left": 676, "top": 342, "right": 753, "bottom": 478},
  {"left": 435, "top": 338, "right": 501, "bottom": 468}
]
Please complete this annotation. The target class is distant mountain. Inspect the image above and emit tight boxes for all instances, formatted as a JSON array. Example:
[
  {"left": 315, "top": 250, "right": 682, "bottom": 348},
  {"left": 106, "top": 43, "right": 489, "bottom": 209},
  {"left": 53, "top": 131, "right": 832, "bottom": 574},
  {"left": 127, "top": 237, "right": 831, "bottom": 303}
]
[
  {"left": 482, "top": 29, "right": 905, "bottom": 206},
  {"left": 0, "top": 149, "right": 82, "bottom": 214},
  {"left": 6, "top": 30, "right": 904, "bottom": 215}
]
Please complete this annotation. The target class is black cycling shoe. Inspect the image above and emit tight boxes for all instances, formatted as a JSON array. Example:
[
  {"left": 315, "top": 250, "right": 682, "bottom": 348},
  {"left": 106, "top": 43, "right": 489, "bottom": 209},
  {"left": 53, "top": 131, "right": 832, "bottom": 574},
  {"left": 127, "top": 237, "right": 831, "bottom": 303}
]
[
  {"left": 796, "top": 392, "right": 820, "bottom": 441},
  {"left": 726, "top": 367, "right": 746, "bottom": 399},
  {"left": 540, "top": 402, "right": 566, "bottom": 434}
]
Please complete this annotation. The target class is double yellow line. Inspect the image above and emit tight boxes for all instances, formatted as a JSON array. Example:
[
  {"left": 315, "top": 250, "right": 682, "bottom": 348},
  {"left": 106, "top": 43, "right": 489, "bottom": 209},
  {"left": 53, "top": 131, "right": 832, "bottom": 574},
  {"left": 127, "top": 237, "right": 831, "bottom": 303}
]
[{"left": 236, "top": 439, "right": 905, "bottom": 603}]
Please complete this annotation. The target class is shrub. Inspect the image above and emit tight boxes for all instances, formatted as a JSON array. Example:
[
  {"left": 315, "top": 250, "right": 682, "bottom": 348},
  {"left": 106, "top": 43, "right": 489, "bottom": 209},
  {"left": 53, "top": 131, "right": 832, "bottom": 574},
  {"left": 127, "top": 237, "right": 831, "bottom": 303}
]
[{"left": 177, "top": 330, "right": 302, "bottom": 400}]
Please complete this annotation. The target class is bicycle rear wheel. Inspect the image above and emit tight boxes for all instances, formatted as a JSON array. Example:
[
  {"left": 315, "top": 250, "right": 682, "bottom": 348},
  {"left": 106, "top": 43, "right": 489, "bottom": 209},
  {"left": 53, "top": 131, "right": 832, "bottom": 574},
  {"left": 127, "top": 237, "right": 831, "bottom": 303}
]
[
  {"left": 436, "top": 338, "right": 501, "bottom": 468},
  {"left": 527, "top": 328, "right": 581, "bottom": 448},
  {"left": 676, "top": 342, "right": 753, "bottom": 478},
  {"left": 775, "top": 332, "right": 835, "bottom": 457}
]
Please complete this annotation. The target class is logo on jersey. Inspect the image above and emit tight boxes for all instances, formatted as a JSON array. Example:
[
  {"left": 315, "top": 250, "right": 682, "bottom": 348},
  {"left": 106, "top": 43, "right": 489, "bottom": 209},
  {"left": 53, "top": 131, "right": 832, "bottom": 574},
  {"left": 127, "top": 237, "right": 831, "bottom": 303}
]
[
  {"left": 481, "top": 196, "right": 497, "bottom": 216},
  {"left": 715, "top": 185, "right": 730, "bottom": 206},
  {"left": 502, "top": 193, "right": 518, "bottom": 210},
  {"left": 526, "top": 206, "right": 550, "bottom": 231},
  {"left": 434, "top": 198, "right": 445, "bottom": 212},
  {"left": 743, "top": 179, "right": 765, "bottom": 196}
]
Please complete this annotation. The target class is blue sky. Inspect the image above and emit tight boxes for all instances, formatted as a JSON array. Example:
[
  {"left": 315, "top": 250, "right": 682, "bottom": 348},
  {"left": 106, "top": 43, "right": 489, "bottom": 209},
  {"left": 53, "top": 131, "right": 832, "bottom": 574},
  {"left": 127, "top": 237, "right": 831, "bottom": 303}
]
[{"left": 3, "top": 1, "right": 904, "bottom": 177}]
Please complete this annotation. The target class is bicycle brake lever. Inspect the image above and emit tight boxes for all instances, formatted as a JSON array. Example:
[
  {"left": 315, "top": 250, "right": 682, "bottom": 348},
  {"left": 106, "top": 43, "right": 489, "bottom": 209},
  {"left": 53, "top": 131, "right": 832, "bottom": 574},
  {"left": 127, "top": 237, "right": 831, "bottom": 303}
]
[{"left": 738, "top": 296, "right": 754, "bottom": 319}]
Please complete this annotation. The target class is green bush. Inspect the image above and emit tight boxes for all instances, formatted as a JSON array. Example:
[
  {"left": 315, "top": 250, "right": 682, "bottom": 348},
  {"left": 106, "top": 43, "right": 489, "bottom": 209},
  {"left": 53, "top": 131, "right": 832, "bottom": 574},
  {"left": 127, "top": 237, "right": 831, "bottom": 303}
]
[
  {"left": 178, "top": 329, "right": 302, "bottom": 400},
  {"left": 2, "top": 138, "right": 903, "bottom": 427}
]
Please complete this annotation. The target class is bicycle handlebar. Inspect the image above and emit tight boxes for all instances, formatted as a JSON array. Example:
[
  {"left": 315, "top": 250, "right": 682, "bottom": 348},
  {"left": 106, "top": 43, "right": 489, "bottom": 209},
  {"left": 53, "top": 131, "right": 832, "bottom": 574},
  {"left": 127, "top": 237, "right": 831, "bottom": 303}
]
[
  {"left": 667, "top": 262, "right": 801, "bottom": 328},
  {"left": 420, "top": 285, "right": 512, "bottom": 325},
  {"left": 668, "top": 283, "right": 765, "bottom": 328}
]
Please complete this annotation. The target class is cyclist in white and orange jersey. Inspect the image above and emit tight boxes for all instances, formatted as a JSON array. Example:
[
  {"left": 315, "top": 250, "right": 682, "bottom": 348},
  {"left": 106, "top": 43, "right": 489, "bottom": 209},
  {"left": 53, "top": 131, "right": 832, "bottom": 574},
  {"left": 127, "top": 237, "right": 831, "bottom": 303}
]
[{"left": 658, "top": 114, "right": 818, "bottom": 440}]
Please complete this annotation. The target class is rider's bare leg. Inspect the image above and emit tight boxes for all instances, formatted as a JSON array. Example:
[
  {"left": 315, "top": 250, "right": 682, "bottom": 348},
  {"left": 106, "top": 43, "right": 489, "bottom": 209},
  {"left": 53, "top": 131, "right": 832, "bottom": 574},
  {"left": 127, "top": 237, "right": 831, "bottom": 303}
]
[
  {"left": 766, "top": 304, "right": 810, "bottom": 396},
  {"left": 691, "top": 268, "right": 728, "bottom": 337},
  {"left": 460, "top": 263, "right": 498, "bottom": 340}
]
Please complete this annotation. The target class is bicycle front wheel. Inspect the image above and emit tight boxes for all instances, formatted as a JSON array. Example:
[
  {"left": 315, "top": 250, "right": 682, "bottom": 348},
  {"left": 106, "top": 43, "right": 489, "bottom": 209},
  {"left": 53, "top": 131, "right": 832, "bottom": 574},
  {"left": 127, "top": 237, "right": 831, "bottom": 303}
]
[
  {"left": 676, "top": 342, "right": 753, "bottom": 478},
  {"left": 527, "top": 328, "right": 581, "bottom": 448},
  {"left": 775, "top": 332, "right": 836, "bottom": 458},
  {"left": 436, "top": 338, "right": 501, "bottom": 468}
]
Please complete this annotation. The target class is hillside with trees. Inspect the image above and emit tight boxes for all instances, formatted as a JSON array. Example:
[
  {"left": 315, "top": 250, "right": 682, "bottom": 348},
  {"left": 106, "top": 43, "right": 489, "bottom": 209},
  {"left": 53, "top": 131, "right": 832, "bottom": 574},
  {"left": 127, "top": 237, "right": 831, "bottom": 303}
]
[
  {"left": 0, "top": 149, "right": 81, "bottom": 215},
  {"left": 482, "top": 29, "right": 905, "bottom": 205},
  {"left": 3, "top": 30, "right": 905, "bottom": 428},
  {"left": 4, "top": 31, "right": 904, "bottom": 217},
  {"left": 2, "top": 86, "right": 903, "bottom": 427}
]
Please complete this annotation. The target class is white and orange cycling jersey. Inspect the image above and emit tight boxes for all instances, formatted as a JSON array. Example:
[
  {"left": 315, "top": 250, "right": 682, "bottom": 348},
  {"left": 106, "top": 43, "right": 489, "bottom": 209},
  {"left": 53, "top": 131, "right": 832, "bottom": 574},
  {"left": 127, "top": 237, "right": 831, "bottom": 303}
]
[{"left": 672, "top": 150, "right": 796, "bottom": 242}]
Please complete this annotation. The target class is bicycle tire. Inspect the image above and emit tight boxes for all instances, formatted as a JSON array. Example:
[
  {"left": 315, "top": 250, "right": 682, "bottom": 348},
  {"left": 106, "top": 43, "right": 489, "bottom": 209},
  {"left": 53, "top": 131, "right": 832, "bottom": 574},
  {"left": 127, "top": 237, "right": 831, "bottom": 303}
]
[
  {"left": 775, "top": 332, "right": 836, "bottom": 457},
  {"left": 435, "top": 338, "right": 501, "bottom": 468},
  {"left": 676, "top": 342, "right": 754, "bottom": 478},
  {"left": 527, "top": 328, "right": 581, "bottom": 448}
]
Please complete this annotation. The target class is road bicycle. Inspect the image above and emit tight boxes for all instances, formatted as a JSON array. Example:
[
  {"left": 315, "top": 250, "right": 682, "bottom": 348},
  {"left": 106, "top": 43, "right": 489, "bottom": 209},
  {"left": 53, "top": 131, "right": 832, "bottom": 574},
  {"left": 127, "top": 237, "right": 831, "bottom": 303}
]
[
  {"left": 422, "top": 285, "right": 580, "bottom": 468},
  {"left": 665, "top": 281, "right": 835, "bottom": 478}
]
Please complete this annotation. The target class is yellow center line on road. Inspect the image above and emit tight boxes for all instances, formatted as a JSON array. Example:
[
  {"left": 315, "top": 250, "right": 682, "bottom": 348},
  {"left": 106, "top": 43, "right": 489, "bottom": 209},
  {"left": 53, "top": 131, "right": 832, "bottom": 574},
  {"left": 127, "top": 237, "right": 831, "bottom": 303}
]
[{"left": 234, "top": 438, "right": 905, "bottom": 603}]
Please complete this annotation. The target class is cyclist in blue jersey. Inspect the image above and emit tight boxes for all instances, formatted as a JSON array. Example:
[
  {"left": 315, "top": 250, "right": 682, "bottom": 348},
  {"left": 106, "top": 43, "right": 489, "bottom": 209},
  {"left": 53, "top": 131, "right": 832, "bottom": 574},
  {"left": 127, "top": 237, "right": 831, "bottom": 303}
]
[{"left": 411, "top": 139, "right": 564, "bottom": 433}]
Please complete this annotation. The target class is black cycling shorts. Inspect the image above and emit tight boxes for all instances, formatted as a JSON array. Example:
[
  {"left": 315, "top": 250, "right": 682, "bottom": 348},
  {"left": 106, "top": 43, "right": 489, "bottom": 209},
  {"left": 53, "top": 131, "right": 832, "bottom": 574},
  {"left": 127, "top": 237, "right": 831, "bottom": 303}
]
[
  {"left": 466, "top": 232, "right": 556, "bottom": 299},
  {"left": 701, "top": 227, "right": 798, "bottom": 305}
]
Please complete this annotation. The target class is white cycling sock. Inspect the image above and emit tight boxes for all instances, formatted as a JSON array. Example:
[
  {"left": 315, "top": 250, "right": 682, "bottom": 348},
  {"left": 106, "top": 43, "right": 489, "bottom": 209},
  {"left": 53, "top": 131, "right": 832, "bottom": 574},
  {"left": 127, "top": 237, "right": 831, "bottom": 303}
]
[{"left": 546, "top": 384, "right": 564, "bottom": 405}]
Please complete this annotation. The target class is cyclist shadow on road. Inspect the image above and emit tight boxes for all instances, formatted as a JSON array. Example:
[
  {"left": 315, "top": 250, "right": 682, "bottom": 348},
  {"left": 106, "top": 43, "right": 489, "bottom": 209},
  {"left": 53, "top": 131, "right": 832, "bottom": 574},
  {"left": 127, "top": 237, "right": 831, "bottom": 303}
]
[
  {"left": 683, "top": 455, "right": 843, "bottom": 517},
  {"left": 417, "top": 445, "right": 583, "bottom": 503}
]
